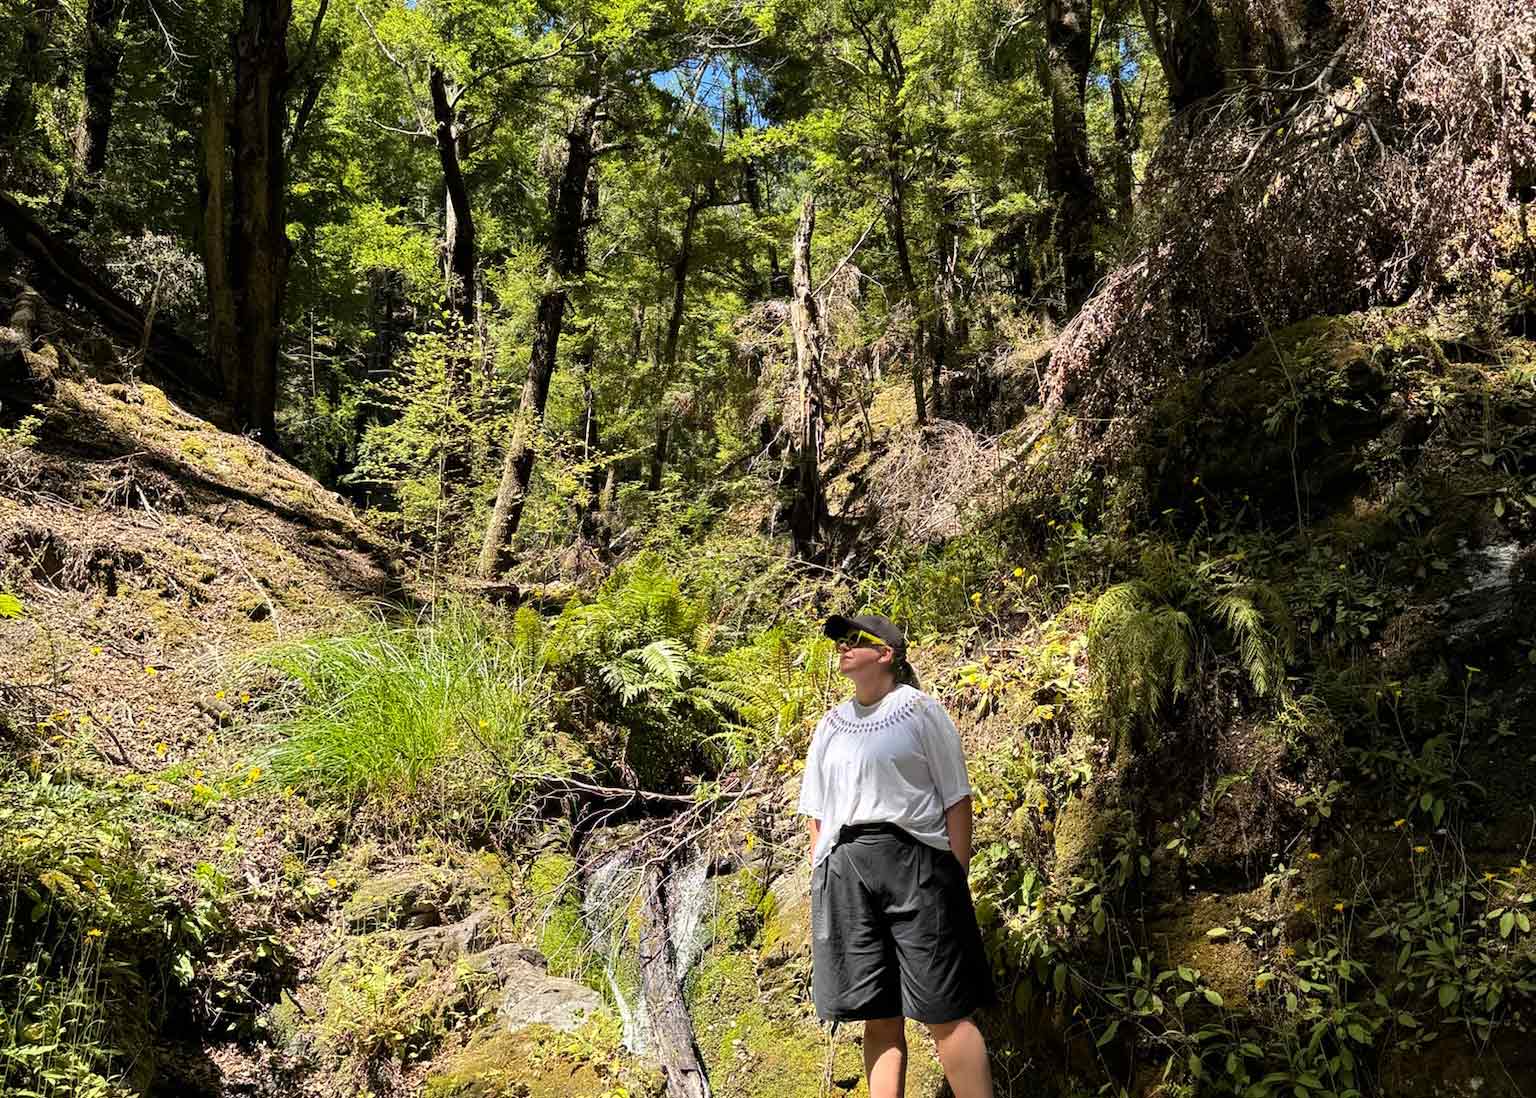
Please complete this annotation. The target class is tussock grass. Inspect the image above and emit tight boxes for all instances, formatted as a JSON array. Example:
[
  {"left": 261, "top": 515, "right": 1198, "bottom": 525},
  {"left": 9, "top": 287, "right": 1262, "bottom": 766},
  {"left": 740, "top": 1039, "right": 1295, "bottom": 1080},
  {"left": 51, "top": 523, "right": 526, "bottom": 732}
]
[{"left": 256, "top": 602, "right": 556, "bottom": 825}]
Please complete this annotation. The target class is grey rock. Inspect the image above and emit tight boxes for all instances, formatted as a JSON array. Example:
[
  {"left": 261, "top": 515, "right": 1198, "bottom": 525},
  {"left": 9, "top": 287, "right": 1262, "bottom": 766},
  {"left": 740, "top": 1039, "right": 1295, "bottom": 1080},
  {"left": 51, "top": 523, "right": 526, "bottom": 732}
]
[{"left": 494, "top": 952, "right": 603, "bottom": 1034}]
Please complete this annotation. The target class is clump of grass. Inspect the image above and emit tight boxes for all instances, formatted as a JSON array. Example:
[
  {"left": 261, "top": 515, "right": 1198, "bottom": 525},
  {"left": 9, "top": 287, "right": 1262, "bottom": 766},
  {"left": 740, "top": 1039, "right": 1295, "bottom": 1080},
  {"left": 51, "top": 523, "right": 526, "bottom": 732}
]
[{"left": 256, "top": 601, "right": 558, "bottom": 825}]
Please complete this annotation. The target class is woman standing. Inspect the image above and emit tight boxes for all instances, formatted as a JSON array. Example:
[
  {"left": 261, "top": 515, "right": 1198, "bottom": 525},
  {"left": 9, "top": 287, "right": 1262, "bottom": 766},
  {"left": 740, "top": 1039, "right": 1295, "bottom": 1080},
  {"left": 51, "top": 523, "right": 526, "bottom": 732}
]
[{"left": 798, "top": 613, "right": 994, "bottom": 1098}]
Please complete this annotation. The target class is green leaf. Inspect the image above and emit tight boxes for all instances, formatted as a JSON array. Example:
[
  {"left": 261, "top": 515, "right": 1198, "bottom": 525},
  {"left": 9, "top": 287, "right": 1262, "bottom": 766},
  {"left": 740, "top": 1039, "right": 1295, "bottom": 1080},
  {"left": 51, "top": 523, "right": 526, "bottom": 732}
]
[
  {"left": 1204, "top": 988, "right": 1224, "bottom": 1007},
  {"left": 1500, "top": 912, "right": 1515, "bottom": 938},
  {"left": 1397, "top": 1012, "right": 1419, "bottom": 1027},
  {"left": 0, "top": 592, "right": 23, "bottom": 618},
  {"left": 1095, "top": 1019, "right": 1120, "bottom": 1047},
  {"left": 1206, "top": 927, "right": 1231, "bottom": 941},
  {"left": 1438, "top": 984, "right": 1460, "bottom": 1008},
  {"left": 1053, "top": 963, "right": 1067, "bottom": 995}
]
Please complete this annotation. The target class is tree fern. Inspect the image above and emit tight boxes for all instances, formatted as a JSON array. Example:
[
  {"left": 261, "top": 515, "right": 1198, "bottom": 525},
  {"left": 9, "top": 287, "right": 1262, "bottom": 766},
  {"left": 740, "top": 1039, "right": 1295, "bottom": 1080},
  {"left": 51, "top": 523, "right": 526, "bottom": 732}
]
[{"left": 1088, "top": 548, "right": 1296, "bottom": 740}]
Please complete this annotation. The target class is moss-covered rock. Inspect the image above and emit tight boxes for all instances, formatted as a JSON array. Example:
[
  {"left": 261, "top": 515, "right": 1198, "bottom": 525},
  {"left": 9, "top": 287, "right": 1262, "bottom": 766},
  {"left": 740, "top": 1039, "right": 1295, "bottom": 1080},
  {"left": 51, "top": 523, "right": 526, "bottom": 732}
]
[
  {"left": 343, "top": 864, "right": 457, "bottom": 931},
  {"left": 424, "top": 1022, "right": 665, "bottom": 1098}
]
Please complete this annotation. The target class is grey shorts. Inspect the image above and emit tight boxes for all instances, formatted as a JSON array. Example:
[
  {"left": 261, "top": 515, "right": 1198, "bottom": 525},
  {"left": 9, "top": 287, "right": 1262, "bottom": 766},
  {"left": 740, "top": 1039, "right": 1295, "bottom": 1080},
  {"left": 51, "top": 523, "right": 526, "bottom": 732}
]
[{"left": 811, "top": 823, "right": 994, "bottom": 1024}]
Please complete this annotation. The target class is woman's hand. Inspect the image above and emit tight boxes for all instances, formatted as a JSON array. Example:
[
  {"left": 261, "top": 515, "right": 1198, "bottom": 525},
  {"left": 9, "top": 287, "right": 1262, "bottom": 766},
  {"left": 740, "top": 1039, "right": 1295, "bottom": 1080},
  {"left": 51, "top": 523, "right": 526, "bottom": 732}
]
[{"left": 944, "top": 797, "right": 974, "bottom": 874}]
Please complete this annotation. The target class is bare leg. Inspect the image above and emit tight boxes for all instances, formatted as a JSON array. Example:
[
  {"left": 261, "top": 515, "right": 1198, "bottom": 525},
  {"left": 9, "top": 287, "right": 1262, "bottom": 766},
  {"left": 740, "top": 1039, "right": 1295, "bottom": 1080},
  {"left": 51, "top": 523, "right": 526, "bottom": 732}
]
[
  {"left": 864, "top": 1016, "right": 908, "bottom": 1098},
  {"left": 927, "top": 1017, "right": 993, "bottom": 1098}
]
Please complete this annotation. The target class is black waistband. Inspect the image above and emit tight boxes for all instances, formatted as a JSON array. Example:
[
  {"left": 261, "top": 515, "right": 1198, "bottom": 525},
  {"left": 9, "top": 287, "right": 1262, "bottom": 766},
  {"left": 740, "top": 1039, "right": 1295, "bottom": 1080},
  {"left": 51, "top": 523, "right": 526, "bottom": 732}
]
[{"left": 837, "top": 822, "right": 912, "bottom": 841}]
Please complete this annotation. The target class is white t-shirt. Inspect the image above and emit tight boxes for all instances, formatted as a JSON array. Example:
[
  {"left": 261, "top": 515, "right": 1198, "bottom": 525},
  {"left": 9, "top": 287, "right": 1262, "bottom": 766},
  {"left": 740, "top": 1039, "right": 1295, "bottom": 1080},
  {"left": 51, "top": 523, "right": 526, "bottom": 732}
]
[{"left": 796, "top": 684, "right": 973, "bottom": 867}]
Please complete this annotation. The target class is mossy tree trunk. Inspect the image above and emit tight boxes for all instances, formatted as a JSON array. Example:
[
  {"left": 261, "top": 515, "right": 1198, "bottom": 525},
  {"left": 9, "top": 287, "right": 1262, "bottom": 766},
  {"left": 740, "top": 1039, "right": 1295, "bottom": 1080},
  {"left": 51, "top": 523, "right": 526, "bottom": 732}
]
[
  {"left": 63, "top": 0, "right": 125, "bottom": 217},
  {"left": 200, "top": 73, "right": 239, "bottom": 396},
  {"left": 1139, "top": 0, "right": 1227, "bottom": 118},
  {"left": 1042, "top": 0, "right": 1100, "bottom": 315},
  {"left": 788, "top": 192, "right": 827, "bottom": 560},
  {"left": 0, "top": 0, "right": 60, "bottom": 183},
  {"left": 229, "top": 0, "right": 292, "bottom": 448},
  {"left": 477, "top": 92, "right": 600, "bottom": 578}
]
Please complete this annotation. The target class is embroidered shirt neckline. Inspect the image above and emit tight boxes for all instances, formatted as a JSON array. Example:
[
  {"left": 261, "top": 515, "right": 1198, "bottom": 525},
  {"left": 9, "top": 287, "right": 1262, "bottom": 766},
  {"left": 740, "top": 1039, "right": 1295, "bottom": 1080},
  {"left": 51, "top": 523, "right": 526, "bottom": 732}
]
[{"left": 828, "top": 684, "right": 921, "bottom": 734}]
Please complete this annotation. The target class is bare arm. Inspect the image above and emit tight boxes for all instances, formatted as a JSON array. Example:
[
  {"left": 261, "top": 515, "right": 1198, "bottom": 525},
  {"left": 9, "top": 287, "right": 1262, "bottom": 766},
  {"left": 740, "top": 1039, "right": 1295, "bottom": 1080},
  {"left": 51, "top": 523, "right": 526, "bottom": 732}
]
[
  {"left": 807, "top": 818, "right": 820, "bottom": 867},
  {"left": 944, "top": 797, "right": 974, "bottom": 873}
]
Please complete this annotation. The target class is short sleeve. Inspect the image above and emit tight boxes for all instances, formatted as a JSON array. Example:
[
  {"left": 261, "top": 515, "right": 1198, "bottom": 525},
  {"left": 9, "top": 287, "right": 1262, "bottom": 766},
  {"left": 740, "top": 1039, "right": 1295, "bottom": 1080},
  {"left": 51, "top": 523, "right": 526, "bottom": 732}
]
[
  {"left": 796, "top": 718, "right": 829, "bottom": 818},
  {"left": 920, "top": 699, "right": 972, "bottom": 809}
]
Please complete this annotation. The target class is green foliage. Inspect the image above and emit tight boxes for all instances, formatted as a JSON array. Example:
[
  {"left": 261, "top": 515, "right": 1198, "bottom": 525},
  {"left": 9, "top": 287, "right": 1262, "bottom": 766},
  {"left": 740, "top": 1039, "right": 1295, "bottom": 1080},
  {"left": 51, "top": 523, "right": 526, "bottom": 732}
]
[
  {"left": 0, "top": 771, "right": 287, "bottom": 1096},
  {"left": 520, "top": 853, "right": 597, "bottom": 984},
  {"left": 257, "top": 601, "right": 555, "bottom": 825},
  {"left": 1087, "top": 547, "right": 1294, "bottom": 738}
]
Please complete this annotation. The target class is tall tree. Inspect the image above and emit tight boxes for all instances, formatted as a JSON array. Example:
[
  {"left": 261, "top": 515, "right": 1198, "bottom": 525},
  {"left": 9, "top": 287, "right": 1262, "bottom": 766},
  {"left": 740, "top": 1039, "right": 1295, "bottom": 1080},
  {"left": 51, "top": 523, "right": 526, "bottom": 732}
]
[
  {"left": 0, "top": 0, "right": 61, "bottom": 183},
  {"left": 1139, "top": 0, "right": 1226, "bottom": 117},
  {"left": 478, "top": 92, "right": 601, "bottom": 578},
  {"left": 428, "top": 64, "right": 476, "bottom": 329},
  {"left": 228, "top": 0, "right": 293, "bottom": 445},
  {"left": 787, "top": 192, "right": 826, "bottom": 557},
  {"left": 64, "top": 0, "right": 127, "bottom": 212},
  {"left": 1041, "top": 0, "right": 1099, "bottom": 313},
  {"left": 200, "top": 73, "right": 239, "bottom": 393}
]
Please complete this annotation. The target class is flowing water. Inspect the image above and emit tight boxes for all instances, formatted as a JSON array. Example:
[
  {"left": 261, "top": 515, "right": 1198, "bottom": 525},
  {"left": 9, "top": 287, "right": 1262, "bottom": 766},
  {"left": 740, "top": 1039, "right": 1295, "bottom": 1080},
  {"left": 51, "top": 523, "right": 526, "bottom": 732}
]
[{"left": 582, "top": 845, "right": 715, "bottom": 1054}]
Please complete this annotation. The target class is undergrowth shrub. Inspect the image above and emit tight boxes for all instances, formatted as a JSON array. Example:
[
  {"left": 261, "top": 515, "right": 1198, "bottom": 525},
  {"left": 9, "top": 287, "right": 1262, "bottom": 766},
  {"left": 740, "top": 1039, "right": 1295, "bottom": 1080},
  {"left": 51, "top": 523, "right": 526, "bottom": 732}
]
[
  {"left": 257, "top": 601, "right": 556, "bottom": 827},
  {"left": 1088, "top": 547, "right": 1294, "bottom": 742},
  {"left": 0, "top": 772, "right": 278, "bottom": 1096},
  {"left": 544, "top": 554, "right": 768, "bottom": 788}
]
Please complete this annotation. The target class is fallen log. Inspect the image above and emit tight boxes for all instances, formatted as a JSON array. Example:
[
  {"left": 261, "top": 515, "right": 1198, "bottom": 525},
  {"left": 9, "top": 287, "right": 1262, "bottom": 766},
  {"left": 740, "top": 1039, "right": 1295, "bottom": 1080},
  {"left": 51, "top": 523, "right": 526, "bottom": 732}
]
[
  {"left": 0, "top": 190, "right": 223, "bottom": 402},
  {"left": 639, "top": 858, "right": 712, "bottom": 1098}
]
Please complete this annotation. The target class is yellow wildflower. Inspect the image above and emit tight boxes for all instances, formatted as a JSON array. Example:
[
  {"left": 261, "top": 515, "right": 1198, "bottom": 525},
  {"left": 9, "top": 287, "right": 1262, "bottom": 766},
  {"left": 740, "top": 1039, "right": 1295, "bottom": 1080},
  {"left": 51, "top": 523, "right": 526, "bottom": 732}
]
[
  {"left": 240, "top": 692, "right": 251, "bottom": 704},
  {"left": 90, "top": 646, "right": 102, "bottom": 656},
  {"left": 1392, "top": 818, "right": 1407, "bottom": 829},
  {"left": 1333, "top": 902, "right": 1345, "bottom": 913},
  {"left": 144, "top": 665, "right": 159, "bottom": 677},
  {"left": 1484, "top": 872, "right": 1496, "bottom": 881},
  {"left": 970, "top": 592, "right": 982, "bottom": 604},
  {"left": 478, "top": 719, "right": 489, "bottom": 729},
  {"left": 155, "top": 742, "right": 167, "bottom": 757},
  {"left": 85, "top": 928, "right": 104, "bottom": 939},
  {"left": 1307, "top": 852, "right": 1321, "bottom": 861},
  {"left": 214, "top": 690, "right": 226, "bottom": 701},
  {"left": 1013, "top": 567, "right": 1025, "bottom": 578},
  {"left": 283, "top": 785, "right": 295, "bottom": 797},
  {"left": 247, "top": 766, "right": 261, "bottom": 783},
  {"left": 1294, "top": 902, "right": 1306, "bottom": 912},
  {"left": 1413, "top": 845, "right": 1427, "bottom": 854},
  {"left": 1282, "top": 946, "right": 1296, "bottom": 957},
  {"left": 1511, "top": 866, "right": 1525, "bottom": 877},
  {"left": 326, "top": 876, "right": 339, "bottom": 889}
]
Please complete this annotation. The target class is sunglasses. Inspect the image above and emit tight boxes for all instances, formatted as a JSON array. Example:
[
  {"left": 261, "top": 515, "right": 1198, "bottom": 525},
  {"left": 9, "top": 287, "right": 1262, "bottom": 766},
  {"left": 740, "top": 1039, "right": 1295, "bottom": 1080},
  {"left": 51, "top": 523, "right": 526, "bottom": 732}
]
[{"left": 835, "top": 629, "right": 891, "bottom": 653}]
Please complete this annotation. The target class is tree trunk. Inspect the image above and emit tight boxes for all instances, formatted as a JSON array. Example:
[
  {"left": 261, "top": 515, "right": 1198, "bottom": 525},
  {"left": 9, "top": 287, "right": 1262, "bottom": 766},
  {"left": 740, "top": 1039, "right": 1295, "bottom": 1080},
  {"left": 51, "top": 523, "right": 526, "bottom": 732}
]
[
  {"left": 577, "top": 333, "right": 605, "bottom": 541},
  {"left": 200, "top": 73, "right": 239, "bottom": 395},
  {"left": 648, "top": 192, "right": 699, "bottom": 491},
  {"left": 228, "top": 0, "right": 292, "bottom": 447},
  {"left": 64, "top": 0, "right": 125, "bottom": 213},
  {"left": 477, "top": 94, "right": 599, "bottom": 578},
  {"left": 1109, "top": 41, "right": 1136, "bottom": 229},
  {"left": 1042, "top": 0, "right": 1099, "bottom": 315},
  {"left": 0, "top": 0, "right": 60, "bottom": 182},
  {"left": 429, "top": 64, "right": 475, "bottom": 499},
  {"left": 1138, "top": 0, "right": 1226, "bottom": 118},
  {"left": 429, "top": 65, "right": 476, "bottom": 329},
  {"left": 887, "top": 160, "right": 927, "bottom": 424},
  {"left": 639, "top": 861, "right": 712, "bottom": 1098},
  {"left": 788, "top": 193, "right": 826, "bottom": 559}
]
